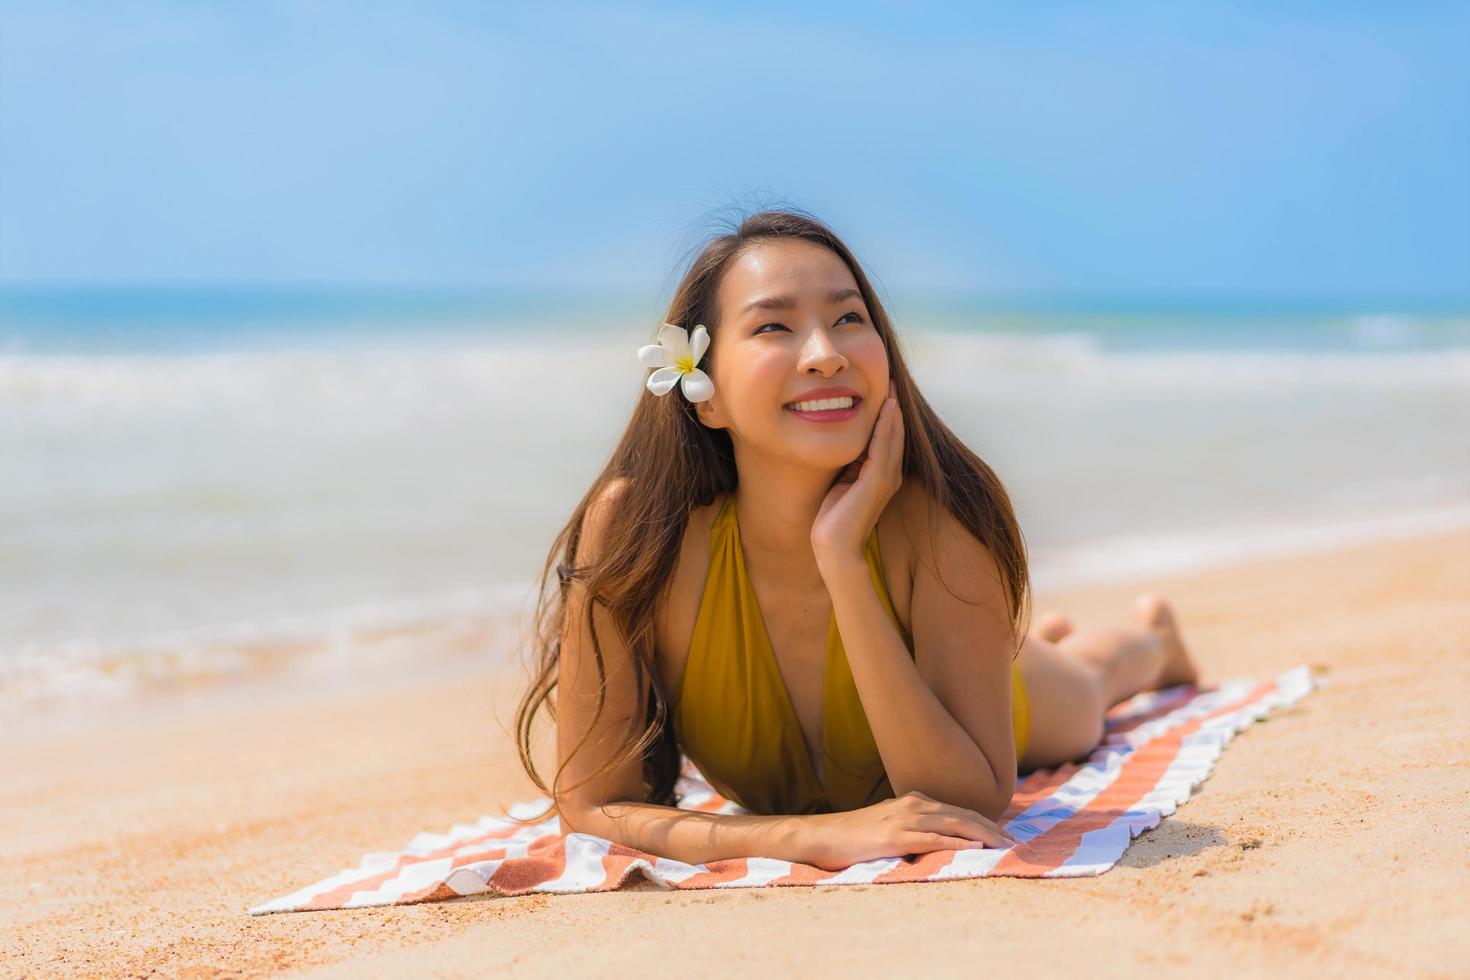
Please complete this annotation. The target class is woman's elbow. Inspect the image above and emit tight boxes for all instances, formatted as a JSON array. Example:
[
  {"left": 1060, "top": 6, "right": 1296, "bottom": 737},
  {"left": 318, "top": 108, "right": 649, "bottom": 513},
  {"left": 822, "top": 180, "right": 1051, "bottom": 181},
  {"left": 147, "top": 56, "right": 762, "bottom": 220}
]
[
  {"left": 935, "top": 769, "right": 1016, "bottom": 822},
  {"left": 554, "top": 794, "right": 639, "bottom": 838},
  {"left": 554, "top": 796, "right": 604, "bottom": 837}
]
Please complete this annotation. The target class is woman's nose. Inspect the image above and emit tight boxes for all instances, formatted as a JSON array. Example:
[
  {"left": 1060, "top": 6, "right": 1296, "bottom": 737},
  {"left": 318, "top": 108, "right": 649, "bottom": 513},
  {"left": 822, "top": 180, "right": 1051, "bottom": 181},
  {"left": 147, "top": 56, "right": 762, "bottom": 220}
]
[{"left": 799, "top": 327, "right": 847, "bottom": 374}]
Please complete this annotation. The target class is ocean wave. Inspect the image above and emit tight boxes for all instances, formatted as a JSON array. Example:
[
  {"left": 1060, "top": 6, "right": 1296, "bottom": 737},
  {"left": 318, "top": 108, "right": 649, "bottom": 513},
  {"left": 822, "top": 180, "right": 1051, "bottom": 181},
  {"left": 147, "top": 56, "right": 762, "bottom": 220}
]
[
  {"left": 1, "top": 332, "right": 1467, "bottom": 423},
  {"left": 4, "top": 501, "right": 1465, "bottom": 708},
  {"left": 2, "top": 327, "right": 1466, "bottom": 706},
  {"left": 1029, "top": 499, "right": 1470, "bottom": 592},
  {"left": 0, "top": 583, "right": 535, "bottom": 707},
  {"left": 904, "top": 329, "right": 1470, "bottom": 390}
]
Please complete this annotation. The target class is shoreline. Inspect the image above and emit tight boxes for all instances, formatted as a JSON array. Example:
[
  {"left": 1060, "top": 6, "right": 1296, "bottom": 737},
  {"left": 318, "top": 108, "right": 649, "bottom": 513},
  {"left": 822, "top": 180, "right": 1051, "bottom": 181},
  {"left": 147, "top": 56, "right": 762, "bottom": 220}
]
[
  {"left": 6, "top": 501, "right": 1467, "bottom": 716},
  {"left": 4, "top": 528, "right": 1468, "bottom": 977}
]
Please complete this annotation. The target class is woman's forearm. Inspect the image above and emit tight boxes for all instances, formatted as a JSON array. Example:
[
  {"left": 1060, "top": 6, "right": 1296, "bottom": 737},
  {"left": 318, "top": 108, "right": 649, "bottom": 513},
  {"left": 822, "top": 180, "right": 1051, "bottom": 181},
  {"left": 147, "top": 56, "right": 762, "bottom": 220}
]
[
  {"left": 821, "top": 558, "right": 1008, "bottom": 818},
  {"left": 560, "top": 799, "right": 819, "bottom": 867}
]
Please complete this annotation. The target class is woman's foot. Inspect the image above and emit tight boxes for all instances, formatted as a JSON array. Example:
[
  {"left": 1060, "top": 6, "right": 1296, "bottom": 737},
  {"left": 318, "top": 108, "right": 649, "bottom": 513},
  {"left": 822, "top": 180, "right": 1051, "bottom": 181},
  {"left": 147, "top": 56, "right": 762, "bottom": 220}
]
[
  {"left": 1032, "top": 610, "right": 1076, "bottom": 643},
  {"left": 1132, "top": 593, "right": 1200, "bottom": 689}
]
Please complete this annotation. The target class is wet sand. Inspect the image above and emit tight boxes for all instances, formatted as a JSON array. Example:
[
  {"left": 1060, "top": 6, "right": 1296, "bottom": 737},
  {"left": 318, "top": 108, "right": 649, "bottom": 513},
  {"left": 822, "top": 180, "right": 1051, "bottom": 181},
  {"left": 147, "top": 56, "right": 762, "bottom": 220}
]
[{"left": 3, "top": 529, "right": 1466, "bottom": 978}]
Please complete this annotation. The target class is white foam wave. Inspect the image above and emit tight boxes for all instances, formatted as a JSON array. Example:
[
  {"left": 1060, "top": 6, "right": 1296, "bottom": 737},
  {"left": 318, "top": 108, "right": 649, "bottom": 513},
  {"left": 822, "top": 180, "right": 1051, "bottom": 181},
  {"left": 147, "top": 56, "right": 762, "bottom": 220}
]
[
  {"left": 903, "top": 329, "right": 1470, "bottom": 390},
  {"left": 0, "top": 582, "right": 536, "bottom": 707},
  {"left": 2, "top": 327, "right": 1467, "bottom": 707},
  {"left": 1, "top": 330, "right": 1466, "bottom": 423},
  {"left": 1030, "top": 498, "right": 1470, "bottom": 592}
]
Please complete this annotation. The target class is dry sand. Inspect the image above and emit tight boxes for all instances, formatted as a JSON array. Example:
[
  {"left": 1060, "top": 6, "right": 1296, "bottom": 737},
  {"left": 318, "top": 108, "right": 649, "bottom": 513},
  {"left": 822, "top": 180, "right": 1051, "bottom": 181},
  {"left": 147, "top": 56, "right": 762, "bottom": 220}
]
[{"left": 2, "top": 529, "right": 1467, "bottom": 978}]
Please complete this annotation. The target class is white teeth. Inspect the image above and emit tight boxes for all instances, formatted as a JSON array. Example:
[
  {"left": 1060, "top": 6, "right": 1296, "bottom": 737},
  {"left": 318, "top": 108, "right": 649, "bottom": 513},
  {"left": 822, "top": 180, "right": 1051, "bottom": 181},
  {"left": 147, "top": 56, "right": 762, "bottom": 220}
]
[{"left": 789, "top": 396, "right": 855, "bottom": 413}]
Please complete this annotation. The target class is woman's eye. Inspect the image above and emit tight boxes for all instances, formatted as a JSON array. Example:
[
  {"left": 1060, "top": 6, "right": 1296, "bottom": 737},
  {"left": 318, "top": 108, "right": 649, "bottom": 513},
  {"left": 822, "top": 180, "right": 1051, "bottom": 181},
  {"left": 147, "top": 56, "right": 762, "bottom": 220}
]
[{"left": 755, "top": 313, "right": 864, "bottom": 335}]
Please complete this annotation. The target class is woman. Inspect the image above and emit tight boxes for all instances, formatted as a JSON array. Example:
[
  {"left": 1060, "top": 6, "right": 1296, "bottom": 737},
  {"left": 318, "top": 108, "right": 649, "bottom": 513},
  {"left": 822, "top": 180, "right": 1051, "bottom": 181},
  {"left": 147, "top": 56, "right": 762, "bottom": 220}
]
[{"left": 514, "top": 208, "right": 1199, "bottom": 872}]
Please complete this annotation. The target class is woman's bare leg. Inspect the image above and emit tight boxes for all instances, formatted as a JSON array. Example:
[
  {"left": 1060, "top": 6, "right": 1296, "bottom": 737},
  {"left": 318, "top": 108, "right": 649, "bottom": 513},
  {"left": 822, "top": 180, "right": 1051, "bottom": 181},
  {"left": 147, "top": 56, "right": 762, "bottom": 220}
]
[
  {"left": 1030, "top": 610, "right": 1075, "bottom": 643},
  {"left": 1016, "top": 594, "right": 1200, "bottom": 770},
  {"left": 1133, "top": 593, "right": 1200, "bottom": 689},
  {"left": 1055, "top": 594, "right": 1199, "bottom": 706},
  {"left": 1055, "top": 623, "right": 1166, "bottom": 708}
]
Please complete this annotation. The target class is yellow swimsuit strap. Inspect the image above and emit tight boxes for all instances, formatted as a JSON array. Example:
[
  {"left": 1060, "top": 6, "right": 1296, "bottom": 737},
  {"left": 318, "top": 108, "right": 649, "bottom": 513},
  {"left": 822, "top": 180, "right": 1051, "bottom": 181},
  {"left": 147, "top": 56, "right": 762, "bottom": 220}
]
[{"left": 675, "top": 493, "right": 1029, "bottom": 814}]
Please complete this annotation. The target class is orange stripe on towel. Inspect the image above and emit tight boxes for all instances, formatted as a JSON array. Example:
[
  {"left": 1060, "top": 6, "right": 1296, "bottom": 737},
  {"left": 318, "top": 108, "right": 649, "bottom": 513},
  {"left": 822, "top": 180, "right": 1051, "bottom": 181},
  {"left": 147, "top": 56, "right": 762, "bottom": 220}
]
[
  {"left": 250, "top": 668, "right": 1312, "bottom": 913},
  {"left": 301, "top": 822, "right": 528, "bottom": 910},
  {"left": 677, "top": 858, "right": 754, "bottom": 888},
  {"left": 1006, "top": 761, "right": 1083, "bottom": 818},
  {"left": 486, "top": 832, "right": 572, "bottom": 894},
  {"left": 994, "top": 680, "right": 1275, "bottom": 877}
]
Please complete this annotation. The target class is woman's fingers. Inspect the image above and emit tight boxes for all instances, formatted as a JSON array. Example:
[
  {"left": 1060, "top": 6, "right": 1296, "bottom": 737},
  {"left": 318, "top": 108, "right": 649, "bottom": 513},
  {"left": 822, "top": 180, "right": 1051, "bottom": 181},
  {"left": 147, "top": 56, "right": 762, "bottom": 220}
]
[
  {"left": 853, "top": 399, "right": 895, "bottom": 497},
  {"left": 921, "top": 806, "right": 1022, "bottom": 847},
  {"left": 903, "top": 832, "right": 997, "bottom": 855},
  {"left": 881, "top": 388, "right": 903, "bottom": 479},
  {"left": 890, "top": 396, "right": 904, "bottom": 472},
  {"left": 964, "top": 819, "right": 1017, "bottom": 849},
  {"left": 870, "top": 400, "right": 890, "bottom": 459}
]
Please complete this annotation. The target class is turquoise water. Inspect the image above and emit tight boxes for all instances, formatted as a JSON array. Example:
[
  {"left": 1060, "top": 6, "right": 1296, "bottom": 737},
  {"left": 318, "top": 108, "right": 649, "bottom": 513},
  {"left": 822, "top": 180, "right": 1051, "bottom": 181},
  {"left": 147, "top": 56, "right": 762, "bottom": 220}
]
[
  {"left": 0, "top": 286, "right": 648, "bottom": 353},
  {"left": 4, "top": 286, "right": 1468, "bottom": 353},
  {"left": 2, "top": 288, "right": 1466, "bottom": 703}
]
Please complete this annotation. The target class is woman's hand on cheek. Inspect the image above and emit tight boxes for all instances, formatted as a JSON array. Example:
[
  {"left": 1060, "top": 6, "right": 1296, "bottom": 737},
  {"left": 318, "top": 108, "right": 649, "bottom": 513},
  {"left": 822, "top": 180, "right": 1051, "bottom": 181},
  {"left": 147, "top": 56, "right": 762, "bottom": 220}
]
[{"left": 811, "top": 380, "right": 904, "bottom": 575}]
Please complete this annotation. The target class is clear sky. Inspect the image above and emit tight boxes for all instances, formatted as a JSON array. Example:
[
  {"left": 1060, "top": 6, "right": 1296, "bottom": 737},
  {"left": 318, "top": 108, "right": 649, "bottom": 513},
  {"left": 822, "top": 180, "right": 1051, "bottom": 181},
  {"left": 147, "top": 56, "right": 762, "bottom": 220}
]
[{"left": 1, "top": 1, "right": 1466, "bottom": 300}]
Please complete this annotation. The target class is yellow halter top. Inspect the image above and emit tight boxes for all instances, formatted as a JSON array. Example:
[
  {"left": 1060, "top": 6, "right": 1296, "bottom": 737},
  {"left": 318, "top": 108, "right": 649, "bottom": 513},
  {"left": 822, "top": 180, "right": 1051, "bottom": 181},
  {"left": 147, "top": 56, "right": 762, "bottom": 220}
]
[{"left": 673, "top": 494, "right": 1030, "bottom": 816}]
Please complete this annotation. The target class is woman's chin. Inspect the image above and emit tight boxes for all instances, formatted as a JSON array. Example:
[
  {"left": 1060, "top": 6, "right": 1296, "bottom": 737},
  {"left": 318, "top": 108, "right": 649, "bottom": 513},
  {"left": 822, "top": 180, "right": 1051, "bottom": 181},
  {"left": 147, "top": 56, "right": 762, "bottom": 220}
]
[{"left": 783, "top": 439, "right": 867, "bottom": 470}]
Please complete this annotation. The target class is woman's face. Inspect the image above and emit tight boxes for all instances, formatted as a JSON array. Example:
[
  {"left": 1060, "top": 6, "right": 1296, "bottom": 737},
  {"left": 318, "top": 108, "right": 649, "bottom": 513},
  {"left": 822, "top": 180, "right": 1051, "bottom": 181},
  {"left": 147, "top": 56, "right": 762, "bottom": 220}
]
[{"left": 696, "top": 239, "right": 889, "bottom": 470}]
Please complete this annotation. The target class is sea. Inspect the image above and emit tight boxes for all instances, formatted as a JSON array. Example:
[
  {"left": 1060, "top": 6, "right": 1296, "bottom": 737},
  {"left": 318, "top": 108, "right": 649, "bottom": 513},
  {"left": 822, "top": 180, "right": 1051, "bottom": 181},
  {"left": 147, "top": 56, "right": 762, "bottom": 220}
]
[{"left": 3, "top": 287, "right": 1467, "bottom": 706}]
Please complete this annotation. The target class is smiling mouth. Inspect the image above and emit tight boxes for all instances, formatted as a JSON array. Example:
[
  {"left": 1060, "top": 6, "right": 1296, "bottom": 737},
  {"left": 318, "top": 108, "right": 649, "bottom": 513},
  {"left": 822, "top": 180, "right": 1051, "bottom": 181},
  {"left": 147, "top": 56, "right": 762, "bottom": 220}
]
[{"left": 784, "top": 395, "right": 862, "bottom": 420}]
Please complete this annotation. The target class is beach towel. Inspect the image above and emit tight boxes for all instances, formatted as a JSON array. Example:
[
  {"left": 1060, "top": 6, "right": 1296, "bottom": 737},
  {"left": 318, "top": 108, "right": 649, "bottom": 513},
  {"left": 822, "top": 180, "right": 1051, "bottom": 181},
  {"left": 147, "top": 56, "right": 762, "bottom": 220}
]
[{"left": 248, "top": 663, "right": 1319, "bottom": 914}]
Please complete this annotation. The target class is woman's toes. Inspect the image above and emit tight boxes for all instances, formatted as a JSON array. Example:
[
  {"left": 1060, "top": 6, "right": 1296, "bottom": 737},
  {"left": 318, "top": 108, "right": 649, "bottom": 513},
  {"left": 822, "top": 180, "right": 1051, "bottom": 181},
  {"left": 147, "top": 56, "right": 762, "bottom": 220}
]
[
  {"left": 1133, "top": 593, "right": 1200, "bottom": 688},
  {"left": 1132, "top": 592, "right": 1170, "bottom": 630},
  {"left": 1032, "top": 610, "right": 1075, "bottom": 642}
]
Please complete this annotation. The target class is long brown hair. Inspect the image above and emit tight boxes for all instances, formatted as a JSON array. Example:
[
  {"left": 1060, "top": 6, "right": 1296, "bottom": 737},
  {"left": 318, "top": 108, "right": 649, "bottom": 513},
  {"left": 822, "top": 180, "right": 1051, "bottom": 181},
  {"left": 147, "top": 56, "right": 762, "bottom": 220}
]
[{"left": 512, "top": 206, "right": 1031, "bottom": 817}]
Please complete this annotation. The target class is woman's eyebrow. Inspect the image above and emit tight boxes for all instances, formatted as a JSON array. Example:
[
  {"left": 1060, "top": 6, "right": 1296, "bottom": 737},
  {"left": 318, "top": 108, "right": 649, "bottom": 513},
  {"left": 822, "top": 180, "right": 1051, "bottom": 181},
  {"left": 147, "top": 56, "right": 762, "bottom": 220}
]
[{"left": 739, "top": 286, "right": 861, "bottom": 317}]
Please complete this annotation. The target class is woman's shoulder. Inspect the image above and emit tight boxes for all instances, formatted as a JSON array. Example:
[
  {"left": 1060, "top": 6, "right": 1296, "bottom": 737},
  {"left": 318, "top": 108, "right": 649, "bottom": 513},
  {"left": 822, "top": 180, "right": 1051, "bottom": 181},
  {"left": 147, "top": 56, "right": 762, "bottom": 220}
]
[
  {"left": 879, "top": 476, "right": 940, "bottom": 554},
  {"left": 581, "top": 478, "right": 722, "bottom": 561},
  {"left": 572, "top": 478, "right": 630, "bottom": 566},
  {"left": 881, "top": 478, "right": 992, "bottom": 568},
  {"left": 885, "top": 477, "right": 941, "bottom": 539},
  {"left": 877, "top": 478, "right": 996, "bottom": 630}
]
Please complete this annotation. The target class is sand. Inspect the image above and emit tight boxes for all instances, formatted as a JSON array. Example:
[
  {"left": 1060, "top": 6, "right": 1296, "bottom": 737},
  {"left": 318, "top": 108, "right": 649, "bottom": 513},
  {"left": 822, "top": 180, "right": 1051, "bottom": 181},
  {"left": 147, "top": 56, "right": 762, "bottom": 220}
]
[{"left": 2, "top": 529, "right": 1467, "bottom": 978}]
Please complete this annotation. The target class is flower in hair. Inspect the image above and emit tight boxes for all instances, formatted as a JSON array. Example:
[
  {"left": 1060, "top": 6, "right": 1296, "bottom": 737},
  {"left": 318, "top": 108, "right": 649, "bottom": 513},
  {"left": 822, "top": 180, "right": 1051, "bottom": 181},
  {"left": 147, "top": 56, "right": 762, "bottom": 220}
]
[{"left": 637, "top": 322, "right": 714, "bottom": 402}]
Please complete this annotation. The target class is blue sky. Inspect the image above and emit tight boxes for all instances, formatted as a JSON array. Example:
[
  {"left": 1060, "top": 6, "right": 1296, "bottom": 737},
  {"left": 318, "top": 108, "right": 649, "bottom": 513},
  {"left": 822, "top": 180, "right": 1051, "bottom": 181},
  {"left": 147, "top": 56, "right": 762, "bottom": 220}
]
[{"left": 1, "top": 1, "right": 1466, "bottom": 300}]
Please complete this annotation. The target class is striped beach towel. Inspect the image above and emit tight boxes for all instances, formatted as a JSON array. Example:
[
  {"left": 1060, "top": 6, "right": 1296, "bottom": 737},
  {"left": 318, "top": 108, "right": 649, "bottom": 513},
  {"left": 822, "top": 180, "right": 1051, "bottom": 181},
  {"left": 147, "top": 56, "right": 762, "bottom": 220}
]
[{"left": 248, "top": 664, "right": 1318, "bottom": 914}]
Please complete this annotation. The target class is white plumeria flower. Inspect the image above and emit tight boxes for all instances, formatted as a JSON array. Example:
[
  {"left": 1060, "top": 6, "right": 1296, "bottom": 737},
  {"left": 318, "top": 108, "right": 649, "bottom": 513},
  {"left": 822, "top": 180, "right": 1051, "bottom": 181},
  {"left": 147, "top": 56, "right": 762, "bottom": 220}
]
[{"left": 637, "top": 322, "right": 714, "bottom": 402}]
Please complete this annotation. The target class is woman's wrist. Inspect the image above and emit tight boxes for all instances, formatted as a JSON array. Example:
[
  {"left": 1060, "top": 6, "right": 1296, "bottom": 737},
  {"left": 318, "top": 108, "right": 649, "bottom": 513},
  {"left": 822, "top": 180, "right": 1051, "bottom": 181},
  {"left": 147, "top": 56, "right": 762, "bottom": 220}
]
[
  {"left": 814, "top": 549, "right": 869, "bottom": 588},
  {"left": 776, "top": 811, "right": 830, "bottom": 866}
]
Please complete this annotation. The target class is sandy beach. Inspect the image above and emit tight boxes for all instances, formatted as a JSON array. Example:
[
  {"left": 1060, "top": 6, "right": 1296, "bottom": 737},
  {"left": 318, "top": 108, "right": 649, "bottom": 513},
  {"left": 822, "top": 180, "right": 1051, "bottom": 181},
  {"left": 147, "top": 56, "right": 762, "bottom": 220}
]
[{"left": 3, "top": 528, "right": 1467, "bottom": 978}]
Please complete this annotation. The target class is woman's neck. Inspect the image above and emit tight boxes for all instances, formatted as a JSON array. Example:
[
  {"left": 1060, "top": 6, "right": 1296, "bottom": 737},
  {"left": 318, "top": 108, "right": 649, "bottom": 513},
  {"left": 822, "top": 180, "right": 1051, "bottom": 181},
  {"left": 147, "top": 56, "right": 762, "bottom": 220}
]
[{"left": 731, "top": 449, "right": 843, "bottom": 572}]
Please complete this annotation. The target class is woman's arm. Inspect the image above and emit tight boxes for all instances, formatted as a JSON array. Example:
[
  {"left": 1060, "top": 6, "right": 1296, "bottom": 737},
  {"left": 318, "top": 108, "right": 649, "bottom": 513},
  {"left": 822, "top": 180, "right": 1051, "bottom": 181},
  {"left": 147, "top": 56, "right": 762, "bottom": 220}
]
[
  {"left": 819, "top": 485, "right": 1019, "bottom": 822},
  {"left": 556, "top": 480, "right": 1020, "bottom": 868},
  {"left": 809, "top": 387, "right": 1019, "bottom": 822},
  {"left": 553, "top": 480, "right": 820, "bottom": 866}
]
